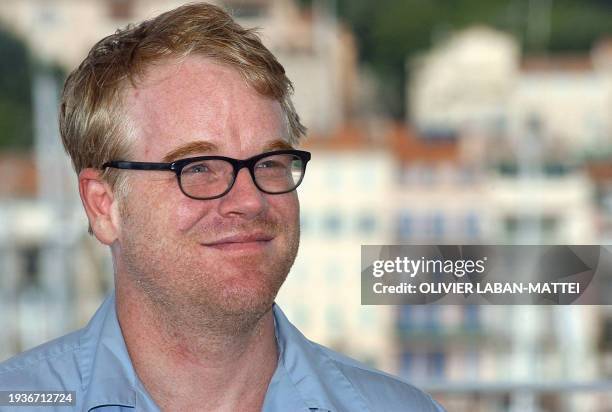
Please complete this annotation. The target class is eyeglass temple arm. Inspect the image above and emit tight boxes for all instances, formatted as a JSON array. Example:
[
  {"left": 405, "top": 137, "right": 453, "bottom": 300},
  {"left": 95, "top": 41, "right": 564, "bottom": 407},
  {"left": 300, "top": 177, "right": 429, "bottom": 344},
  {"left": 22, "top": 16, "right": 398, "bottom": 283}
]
[{"left": 102, "top": 161, "right": 173, "bottom": 171}]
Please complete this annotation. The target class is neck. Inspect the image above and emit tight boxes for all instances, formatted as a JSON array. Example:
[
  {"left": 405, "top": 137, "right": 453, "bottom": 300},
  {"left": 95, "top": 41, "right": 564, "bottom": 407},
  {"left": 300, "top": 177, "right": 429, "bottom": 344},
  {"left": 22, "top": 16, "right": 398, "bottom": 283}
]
[{"left": 115, "top": 279, "right": 279, "bottom": 411}]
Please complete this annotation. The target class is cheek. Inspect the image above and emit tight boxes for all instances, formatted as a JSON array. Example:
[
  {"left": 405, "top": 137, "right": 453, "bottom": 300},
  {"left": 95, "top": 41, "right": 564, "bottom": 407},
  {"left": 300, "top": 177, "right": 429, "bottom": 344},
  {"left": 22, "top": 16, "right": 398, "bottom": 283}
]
[
  {"left": 136, "top": 177, "right": 213, "bottom": 233},
  {"left": 120, "top": 183, "right": 186, "bottom": 234},
  {"left": 269, "top": 193, "right": 299, "bottom": 223},
  {"left": 173, "top": 198, "right": 215, "bottom": 231}
]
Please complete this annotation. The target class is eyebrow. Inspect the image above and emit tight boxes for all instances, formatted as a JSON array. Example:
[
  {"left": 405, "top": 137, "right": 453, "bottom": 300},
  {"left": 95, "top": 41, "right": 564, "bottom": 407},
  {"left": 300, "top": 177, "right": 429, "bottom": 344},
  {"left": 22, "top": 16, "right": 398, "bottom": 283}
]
[
  {"left": 263, "top": 139, "right": 294, "bottom": 151},
  {"left": 162, "top": 139, "right": 293, "bottom": 162},
  {"left": 162, "top": 141, "right": 218, "bottom": 162}
]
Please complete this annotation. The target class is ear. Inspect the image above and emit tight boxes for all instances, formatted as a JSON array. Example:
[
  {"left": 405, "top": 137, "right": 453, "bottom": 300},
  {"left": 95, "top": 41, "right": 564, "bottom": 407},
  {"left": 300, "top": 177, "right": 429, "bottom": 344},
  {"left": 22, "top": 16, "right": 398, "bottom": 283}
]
[{"left": 79, "top": 168, "right": 120, "bottom": 245}]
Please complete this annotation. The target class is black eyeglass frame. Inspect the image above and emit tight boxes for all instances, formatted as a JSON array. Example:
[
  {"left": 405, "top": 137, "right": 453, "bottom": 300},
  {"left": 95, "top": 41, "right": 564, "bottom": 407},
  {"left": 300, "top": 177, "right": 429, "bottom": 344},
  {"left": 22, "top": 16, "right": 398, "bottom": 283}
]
[{"left": 102, "top": 149, "right": 311, "bottom": 200}]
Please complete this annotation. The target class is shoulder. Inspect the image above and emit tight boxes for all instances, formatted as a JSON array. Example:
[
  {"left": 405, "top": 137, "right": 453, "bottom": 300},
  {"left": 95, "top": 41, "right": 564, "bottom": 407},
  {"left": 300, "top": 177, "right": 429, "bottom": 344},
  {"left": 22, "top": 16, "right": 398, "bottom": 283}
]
[
  {"left": 0, "top": 329, "right": 83, "bottom": 390},
  {"left": 312, "top": 342, "right": 446, "bottom": 412},
  {"left": 272, "top": 304, "right": 446, "bottom": 411}
]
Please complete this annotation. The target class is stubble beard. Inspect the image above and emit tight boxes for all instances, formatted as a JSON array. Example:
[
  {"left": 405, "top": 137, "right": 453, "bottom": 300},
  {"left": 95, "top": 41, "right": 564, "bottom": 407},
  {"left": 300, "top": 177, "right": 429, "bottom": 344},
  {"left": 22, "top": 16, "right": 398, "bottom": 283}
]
[{"left": 118, "top": 200, "right": 300, "bottom": 338}]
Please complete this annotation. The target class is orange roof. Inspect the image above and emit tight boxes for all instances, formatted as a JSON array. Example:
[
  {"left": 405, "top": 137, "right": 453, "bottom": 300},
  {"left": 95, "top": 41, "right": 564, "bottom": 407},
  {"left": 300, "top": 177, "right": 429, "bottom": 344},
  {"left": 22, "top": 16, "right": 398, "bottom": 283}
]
[
  {"left": 521, "top": 55, "right": 593, "bottom": 72},
  {"left": 301, "top": 123, "right": 460, "bottom": 164},
  {"left": 301, "top": 124, "right": 375, "bottom": 151},
  {"left": 386, "top": 124, "right": 460, "bottom": 164},
  {"left": 586, "top": 160, "right": 612, "bottom": 182}
]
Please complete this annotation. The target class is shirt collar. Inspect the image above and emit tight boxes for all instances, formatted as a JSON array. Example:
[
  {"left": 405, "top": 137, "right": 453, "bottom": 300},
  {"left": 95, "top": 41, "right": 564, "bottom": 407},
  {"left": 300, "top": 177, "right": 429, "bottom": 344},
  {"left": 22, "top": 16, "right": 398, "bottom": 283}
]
[
  {"left": 78, "top": 292, "right": 150, "bottom": 411},
  {"left": 75, "top": 294, "right": 367, "bottom": 412},
  {"left": 269, "top": 304, "right": 371, "bottom": 412}
]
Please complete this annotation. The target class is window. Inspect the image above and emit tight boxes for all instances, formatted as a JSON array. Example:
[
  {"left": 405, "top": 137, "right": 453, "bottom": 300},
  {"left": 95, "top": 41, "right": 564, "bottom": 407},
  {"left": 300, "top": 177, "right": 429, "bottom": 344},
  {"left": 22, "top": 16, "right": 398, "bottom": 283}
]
[
  {"left": 457, "top": 167, "right": 475, "bottom": 185},
  {"left": 465, "top": 212, "right": 480, "bottom": 239},
  {"left": 424, "top": 306, "right": 440, "bottom": 332},
  {"left": 324, "top": 212, "right": 342, "bottom": 235},
  {"left": 541, "top": 216, "right": 558, "bottom": 238},
  {"left": 504, "top": 216, "right": 520, "bottom": 237},
  {"left": 357, "top": 213, "right": 376, "bottom": 235},
  {"left": 400, "top": 352, "right": 413, "bottom": 378},
  {"left": 409, "top": 306, "right": 440, "bottom": 331},
  {"left": 464, "top": 305, "right": 479, "bottom": 330},
  {"left": 397, "top": 212, "right": 412, "bottom": 240},
  {"left": 398, "top": 306, "right": 413, "bottom": 331},
  {"left": 432, "top": 213, "right": 444, "bottom": 237},
  {"left": 426, "top": 212, "right": 445, "bottom": 238},
  {"left": 419, "top": 166, "right": 436, "bottom": 186},
  {"left": 426, "top": 352, "right": 446, "bottom": 378},
  {"left": 20, "top": 246, "right": 40, "bottom": 288},
  {"left": 504, "top": 215, "right": 558, "bottom": 242}
]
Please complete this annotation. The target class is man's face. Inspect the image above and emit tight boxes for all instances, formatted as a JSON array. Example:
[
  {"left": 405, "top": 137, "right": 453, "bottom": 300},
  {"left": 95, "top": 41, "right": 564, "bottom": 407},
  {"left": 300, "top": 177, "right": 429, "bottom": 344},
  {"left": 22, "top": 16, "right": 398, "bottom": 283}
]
[{"left": 114, "top": 56, "right": 300, "bottom": 325}]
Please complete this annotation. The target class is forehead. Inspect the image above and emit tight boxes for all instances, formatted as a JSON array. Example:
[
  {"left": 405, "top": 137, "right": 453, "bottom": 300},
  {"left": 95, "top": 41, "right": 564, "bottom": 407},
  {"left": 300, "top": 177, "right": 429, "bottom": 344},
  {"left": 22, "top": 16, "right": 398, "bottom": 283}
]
[{"left": 123, "top": 56, "right": 287, "bottom": 160}]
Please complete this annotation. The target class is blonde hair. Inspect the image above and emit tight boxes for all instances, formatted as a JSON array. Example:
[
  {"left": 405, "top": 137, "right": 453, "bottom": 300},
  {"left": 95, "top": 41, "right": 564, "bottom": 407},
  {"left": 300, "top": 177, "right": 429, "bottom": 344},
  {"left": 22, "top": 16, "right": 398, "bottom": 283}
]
[{"left": 59, "top": 2, "right": 306, "bottom": 193}]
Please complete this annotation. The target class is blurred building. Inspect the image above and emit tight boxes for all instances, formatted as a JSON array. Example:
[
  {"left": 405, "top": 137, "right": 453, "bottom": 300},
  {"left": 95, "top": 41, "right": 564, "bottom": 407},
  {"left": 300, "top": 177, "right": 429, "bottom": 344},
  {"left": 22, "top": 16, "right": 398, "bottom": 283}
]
[
  {"left": 278, "top": 127, "right": 398, "bottom": 371},
  {"left": 0, "top": 0, "right": 358, "bottom": 134},
  {"left": 387, "top": 126, "right": 497, "bottom": 394},
  {"left": 407, "top": 25, "right": 612, "bottom": 411},
  {"left": 408, "top": 26, "right": 612, "bottom": 154},
  {"left": 409, "top": 26, "right": 519, "bottom": 137},
  {"left": 390, "top": 125, "right": 489, "bottom": 243},
  {"left": 0, "top": 151, "right": 110, "bottom": 361}
]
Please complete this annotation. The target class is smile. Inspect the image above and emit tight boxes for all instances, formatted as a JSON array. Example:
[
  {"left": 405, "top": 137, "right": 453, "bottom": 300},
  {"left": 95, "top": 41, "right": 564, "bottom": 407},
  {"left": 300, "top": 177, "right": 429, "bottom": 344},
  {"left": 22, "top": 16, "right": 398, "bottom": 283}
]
[{"left": 201, "top": 233, "right": 274, "bottom": 252}]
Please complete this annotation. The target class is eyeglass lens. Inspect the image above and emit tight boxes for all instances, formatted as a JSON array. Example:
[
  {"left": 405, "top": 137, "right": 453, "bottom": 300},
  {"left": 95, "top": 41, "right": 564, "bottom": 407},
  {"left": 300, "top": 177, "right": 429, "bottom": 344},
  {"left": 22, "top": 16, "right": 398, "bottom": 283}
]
[{"left": 179, "top": 153, "right": 305, "bottom": 199}]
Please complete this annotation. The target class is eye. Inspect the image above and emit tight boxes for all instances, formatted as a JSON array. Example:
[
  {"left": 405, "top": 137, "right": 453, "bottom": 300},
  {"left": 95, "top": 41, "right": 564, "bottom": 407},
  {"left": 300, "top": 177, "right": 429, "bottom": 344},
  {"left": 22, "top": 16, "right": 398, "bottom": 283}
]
[
  {"left": 183, "top": 163, "right": 210, "bottom": 174},
  {"left": 256, "top": 159, "right": 286, "bottom": 169}
]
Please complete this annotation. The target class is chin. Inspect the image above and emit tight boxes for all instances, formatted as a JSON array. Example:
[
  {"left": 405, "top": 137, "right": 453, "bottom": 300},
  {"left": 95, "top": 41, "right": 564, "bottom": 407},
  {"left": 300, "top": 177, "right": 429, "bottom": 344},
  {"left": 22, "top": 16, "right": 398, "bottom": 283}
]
[{"left": 214, "top": 274, "right": 284, "bottom": 314}]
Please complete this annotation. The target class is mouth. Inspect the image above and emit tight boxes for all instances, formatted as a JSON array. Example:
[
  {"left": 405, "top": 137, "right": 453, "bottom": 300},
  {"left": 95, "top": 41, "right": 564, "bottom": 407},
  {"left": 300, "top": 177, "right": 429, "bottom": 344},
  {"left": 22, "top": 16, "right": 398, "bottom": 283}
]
[{"left": 201, "top": 233, "right": 275, "bottom": 252}]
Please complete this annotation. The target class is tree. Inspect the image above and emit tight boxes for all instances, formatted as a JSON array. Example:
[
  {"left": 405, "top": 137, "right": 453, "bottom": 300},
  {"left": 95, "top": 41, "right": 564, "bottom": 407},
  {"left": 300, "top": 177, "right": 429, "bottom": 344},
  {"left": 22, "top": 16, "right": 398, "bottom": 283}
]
[
  {"left": 0, "top": 26, "right": 33, "bottom": 149},
  {"left": 301, "top": 0, "right": 612, "bottom": 119}
]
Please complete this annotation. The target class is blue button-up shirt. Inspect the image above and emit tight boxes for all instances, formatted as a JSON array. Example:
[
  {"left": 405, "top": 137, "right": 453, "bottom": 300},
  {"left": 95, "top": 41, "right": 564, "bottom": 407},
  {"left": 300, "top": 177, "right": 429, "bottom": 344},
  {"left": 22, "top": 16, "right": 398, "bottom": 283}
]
[{"left": 0, "top": 293, "right": 445, "bottom": 411}]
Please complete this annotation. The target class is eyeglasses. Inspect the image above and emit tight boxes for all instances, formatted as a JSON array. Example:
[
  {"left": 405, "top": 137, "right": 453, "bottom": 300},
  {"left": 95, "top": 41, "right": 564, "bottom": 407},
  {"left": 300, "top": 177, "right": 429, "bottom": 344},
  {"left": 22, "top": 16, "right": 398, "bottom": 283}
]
[{"left": 102, "top": 149, "right": 311, "bottom": 200}]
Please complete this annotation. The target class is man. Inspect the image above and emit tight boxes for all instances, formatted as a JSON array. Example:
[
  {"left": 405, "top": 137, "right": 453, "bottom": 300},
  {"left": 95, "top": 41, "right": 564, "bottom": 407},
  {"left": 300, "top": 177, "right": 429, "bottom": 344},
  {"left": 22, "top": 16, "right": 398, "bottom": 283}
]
[{"left": 0, "top": 3, "right": 445, "bottom": 411}]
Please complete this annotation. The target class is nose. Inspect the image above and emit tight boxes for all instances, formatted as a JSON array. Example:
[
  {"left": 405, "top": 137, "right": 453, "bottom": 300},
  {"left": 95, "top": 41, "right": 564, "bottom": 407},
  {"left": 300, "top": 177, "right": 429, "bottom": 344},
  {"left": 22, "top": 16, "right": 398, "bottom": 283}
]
[{"left": 217, "top": 167, "right": 267, "bottom": 218}]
